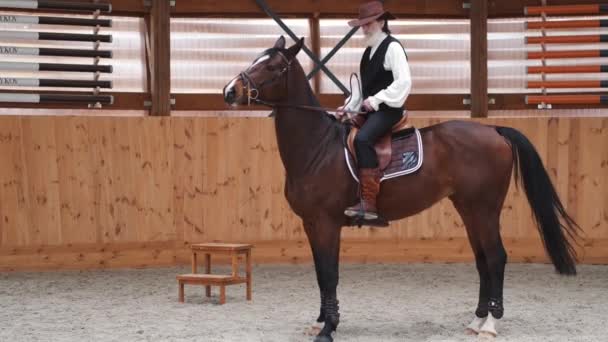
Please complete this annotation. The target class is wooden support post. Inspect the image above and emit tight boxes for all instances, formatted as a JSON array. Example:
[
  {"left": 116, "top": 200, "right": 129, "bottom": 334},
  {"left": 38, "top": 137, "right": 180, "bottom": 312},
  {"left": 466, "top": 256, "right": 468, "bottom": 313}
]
[
  {"left": 205, "top": 253, "right": 211, "bottom": 297},
  {"left": 470, "top": 0, "right": 488, "bottom": 118},
  {"left": 231, "top": 254, "right": 238, "bottom": 277},
  {"left": 191, "top": 251, "right": 197, "bottom": 273},
  {"left": 219, "top": 285, "right": 226, "bottom": 305},
  {"left": 147, "top": 0, "right": 171, "bottom": 116},
  {"left": 309, "top": 13, "right": 321, "bottom": 94},
  {"left": 246, "top": 249, "right": 252, "bottom": 301},
  {"left": 179, "top": 282, "right": 184, "bottom": 303}
]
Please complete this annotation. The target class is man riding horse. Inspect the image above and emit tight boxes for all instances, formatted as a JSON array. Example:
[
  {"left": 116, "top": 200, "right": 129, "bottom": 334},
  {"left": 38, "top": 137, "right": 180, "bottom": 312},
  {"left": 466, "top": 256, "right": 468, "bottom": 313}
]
[
  {"left": 337, "top": 1, "right": 412, "bottom": 224},
  {"left": 223, "top": 1, "right": 580, "bottom": 340}
]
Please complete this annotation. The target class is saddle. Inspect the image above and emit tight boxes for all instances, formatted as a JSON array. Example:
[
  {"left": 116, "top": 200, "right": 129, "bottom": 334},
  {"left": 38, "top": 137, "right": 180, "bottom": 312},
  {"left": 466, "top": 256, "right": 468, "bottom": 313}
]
[{"left": 347, "top": 114, "right": 412, "bottom": 171}]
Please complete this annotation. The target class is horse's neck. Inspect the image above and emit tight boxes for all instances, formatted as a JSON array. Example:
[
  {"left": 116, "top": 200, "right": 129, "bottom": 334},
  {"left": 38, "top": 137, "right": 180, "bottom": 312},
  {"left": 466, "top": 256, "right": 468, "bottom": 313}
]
[{"left": 274, "top": 63, "right": 340, "bottom": 177}]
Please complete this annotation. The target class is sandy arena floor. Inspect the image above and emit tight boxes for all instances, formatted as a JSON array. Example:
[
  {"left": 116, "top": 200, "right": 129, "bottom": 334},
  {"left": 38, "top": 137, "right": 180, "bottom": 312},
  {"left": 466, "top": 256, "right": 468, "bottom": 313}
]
[{"left": 1, "top": 263, "right": 606, "bottom": 342}]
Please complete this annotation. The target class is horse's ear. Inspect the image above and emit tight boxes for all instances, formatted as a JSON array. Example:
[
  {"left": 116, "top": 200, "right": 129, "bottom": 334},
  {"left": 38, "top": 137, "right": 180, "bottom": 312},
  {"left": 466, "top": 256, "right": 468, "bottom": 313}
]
[
  {"left": 274, "top": 36, "right": 286, "bottom": 49},
  {"left": 287, "top": 37, "right": 304, "bottom": 57}
]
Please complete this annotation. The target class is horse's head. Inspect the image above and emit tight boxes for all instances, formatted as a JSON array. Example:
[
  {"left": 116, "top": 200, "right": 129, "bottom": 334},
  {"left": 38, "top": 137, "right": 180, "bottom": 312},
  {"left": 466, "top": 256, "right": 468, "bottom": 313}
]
[{"left": 223, "top": 36, "right": 304, "bottom": 106}]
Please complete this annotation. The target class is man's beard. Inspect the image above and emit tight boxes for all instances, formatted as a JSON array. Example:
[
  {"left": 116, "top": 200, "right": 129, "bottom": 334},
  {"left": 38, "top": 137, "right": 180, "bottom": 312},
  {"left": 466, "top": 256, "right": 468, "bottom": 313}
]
[{"left": 363, "top": 30, "right": 380, "bottom": 47}]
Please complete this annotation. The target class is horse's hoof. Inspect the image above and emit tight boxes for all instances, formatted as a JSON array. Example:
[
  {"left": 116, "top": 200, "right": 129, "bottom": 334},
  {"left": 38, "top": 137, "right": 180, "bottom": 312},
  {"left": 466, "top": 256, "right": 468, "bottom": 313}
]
[
  {"left": 466, "top": 315, "right": 486, "bottom": 335},
  {"left": 478, "top": 331, "right": 497, "bottom": 340},
  {"left": 305, "top": 325, "right": 322, "bottom": 336},
  {"left": 465, "top": 328, "right": 479, "bottom": 335},
  {"left": 313, "top": 335, "right": 333, "bottom": 342}
]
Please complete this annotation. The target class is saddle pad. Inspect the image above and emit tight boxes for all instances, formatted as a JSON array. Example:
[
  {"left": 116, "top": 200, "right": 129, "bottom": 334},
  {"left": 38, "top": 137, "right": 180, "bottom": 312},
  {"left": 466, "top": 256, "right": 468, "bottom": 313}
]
[{"left": 345, "top": 128, "right": 423, "bottom": 183}]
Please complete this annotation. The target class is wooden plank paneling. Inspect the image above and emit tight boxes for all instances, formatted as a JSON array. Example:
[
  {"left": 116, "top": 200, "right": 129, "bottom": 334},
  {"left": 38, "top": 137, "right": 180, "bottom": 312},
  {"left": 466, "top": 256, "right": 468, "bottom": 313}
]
[
  {"left": 0, "top": 116, "right": 606, "bottom": 270},
  {"left": 54, "top": 117, "right": 97, "bottom": 244}
]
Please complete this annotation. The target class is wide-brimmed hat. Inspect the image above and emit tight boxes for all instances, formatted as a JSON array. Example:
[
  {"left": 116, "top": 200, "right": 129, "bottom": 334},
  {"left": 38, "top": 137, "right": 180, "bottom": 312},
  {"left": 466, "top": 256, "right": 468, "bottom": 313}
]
[{"left": 348, "top": 1, "right": 396, "bottom": 27}]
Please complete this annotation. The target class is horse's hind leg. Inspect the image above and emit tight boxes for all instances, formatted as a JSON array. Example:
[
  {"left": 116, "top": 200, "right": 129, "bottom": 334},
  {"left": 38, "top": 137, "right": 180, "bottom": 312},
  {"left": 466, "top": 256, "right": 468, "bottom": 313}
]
[
  {"left": 477, "top": 212, "right": 507, "bottom": 338},
  {"left": 451, "top": 198, "right": 491, "bottom": 334},
  {"left": 452, "top": 198, "right": 507, "bottom": 338}
]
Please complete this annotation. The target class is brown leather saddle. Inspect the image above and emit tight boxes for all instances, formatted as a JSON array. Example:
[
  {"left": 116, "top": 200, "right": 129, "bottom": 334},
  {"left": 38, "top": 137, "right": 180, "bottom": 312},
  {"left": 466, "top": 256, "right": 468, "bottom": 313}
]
[{"left": 347, "top": 114, "right": 412, "bottom": 171}]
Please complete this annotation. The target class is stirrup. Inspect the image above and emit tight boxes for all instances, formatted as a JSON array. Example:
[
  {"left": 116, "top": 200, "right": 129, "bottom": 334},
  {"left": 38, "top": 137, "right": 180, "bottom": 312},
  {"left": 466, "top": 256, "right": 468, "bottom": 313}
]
[
  {"left": 344, "top": 207, "right": 379, "bottom": 220},
  {"left": 349, "top": 215, "right": 389, "bottom": 228}
]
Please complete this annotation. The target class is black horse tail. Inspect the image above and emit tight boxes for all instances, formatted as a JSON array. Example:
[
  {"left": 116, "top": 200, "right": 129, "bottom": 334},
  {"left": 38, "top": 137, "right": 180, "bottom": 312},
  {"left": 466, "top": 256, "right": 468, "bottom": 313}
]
[{"left": 496, "top": 126, "right": 580, "bottom": 275}]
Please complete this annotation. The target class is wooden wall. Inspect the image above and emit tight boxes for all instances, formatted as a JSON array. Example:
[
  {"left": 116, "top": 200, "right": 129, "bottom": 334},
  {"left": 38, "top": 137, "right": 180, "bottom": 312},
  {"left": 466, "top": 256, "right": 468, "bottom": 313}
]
[{"left": 0, "top": 116, "right": 606, "bottom": 271}]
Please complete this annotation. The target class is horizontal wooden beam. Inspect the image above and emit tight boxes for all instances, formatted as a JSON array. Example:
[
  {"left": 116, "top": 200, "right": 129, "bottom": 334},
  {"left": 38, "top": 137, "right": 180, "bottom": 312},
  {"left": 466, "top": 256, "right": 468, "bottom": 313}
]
[
  {"left": 172, "top": 0, "right": 608, "bottom": 18},
  {"left": 488, "top": 0, "right": 605, "bottom": 18},
  {"left": 494, "top": 93, "right": 608, "bottom": 109},
  {"left": 173, "top": 0, "right": 468, "bottom": 18},
  {"left": 1, "top": 0, "right": 602, "bottom": 18},
  {"left": 3, "top": 92, "right": 606, "bottom": 111},
  {"left": 525, "top": 4, "right": 608, "bottom": 16},
  {"left": 173, "top": 94, "right": 471, "bottom": 112}
]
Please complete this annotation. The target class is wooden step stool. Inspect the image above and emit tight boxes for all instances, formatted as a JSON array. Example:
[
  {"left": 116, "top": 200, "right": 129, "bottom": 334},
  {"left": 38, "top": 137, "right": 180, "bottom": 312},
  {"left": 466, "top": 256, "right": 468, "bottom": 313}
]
[{"left": 177, "top": 243, "right": 252, "bottom": 304}]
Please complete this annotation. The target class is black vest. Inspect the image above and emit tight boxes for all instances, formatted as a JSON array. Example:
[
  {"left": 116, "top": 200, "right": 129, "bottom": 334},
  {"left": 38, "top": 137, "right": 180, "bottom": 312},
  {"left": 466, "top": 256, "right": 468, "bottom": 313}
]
[{"left": 360, "top": 35, "right": 407, "bottom": 113}]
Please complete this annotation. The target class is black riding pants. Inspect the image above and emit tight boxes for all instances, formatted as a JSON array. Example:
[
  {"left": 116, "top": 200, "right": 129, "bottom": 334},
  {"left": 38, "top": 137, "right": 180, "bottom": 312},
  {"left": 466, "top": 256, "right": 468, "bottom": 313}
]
[{"left": 354, "top": 109, "right": 404, "bottom": 168}]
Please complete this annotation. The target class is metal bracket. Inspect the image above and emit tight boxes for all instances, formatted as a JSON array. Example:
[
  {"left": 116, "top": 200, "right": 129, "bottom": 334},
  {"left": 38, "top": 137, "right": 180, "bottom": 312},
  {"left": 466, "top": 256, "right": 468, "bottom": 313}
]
[
  {"left": 144, "top": 0, "right": 176, "bottom": 8},
  {"left": 537, "top": 103, "right": 553, "bottom": 109},
  {"left": 255, "top": 0, "right": 351, "bottom": 96},
  {"left": 463, "top": 97, "right": 495, "bottom": 105},
  {"left": 144, "top": 98, "right": 176, "bottom": 108}
]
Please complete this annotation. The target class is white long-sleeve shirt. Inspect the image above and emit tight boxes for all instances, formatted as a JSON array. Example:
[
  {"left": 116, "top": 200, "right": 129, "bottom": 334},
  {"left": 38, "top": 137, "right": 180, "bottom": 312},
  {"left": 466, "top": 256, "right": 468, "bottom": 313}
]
[{"left": 344, "top": 32, "right": 412, "bottom": 112}]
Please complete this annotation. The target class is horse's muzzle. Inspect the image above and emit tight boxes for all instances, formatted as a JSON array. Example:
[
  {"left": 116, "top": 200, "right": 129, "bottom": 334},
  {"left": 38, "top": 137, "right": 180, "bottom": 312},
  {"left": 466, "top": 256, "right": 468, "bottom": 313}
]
[{"left": 224, "top": 86, "right": 236, "bottom": 104}]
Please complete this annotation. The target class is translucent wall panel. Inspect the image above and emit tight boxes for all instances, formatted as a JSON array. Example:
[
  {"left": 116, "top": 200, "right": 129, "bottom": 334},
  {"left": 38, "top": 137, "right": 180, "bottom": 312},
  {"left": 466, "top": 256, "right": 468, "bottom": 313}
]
[
  {"left": 0, "top": 11, "right": 146, "bottom": 92},
  {"left": 489, "top": 16, "right": 608, "bottom": 94},
  {"left": 171, "top": 19, "right": 312, "bottom": 93},
  {"left": 319, "top": 19, "right": 471, "bottom": 95}
]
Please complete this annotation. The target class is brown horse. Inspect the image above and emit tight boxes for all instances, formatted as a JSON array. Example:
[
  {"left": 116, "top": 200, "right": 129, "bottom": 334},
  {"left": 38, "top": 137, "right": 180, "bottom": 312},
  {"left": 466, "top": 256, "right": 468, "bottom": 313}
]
[{"left": 223, "top": 36, "right": 579, "bottom": 342}]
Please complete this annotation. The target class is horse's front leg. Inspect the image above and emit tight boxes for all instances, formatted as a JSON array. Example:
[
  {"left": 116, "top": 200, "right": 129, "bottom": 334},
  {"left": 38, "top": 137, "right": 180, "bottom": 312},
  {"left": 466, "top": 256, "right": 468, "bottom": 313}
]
[{"left": 304, "top": 214, "right": 343, "bottom": 342}]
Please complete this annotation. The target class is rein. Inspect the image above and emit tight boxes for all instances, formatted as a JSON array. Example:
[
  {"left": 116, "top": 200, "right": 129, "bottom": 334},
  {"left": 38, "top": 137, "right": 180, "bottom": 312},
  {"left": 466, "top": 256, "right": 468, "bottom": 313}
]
[{"left": 238, "top": 49, "right": 367, "bottom": 117}]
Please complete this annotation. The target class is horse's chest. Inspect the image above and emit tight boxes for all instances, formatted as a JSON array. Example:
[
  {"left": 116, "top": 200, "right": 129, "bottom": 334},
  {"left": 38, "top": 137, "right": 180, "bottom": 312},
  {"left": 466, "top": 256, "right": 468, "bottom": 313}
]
[{"left": 284, "top": 180, "right": 325, "bottom": 215}]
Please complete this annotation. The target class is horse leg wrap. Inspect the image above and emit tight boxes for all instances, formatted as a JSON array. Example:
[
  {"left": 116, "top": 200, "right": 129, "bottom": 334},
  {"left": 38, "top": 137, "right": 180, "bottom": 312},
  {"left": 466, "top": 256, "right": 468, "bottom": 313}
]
[
  {"left": 322, "top": 297, "right": 340, "bottom": 330},
  {"left": 475, "top": 305, "right": 489, "bottom": 318},
  {"left": 488, "top": 298, "right": 504, "bottom": 319},
  {"left": 317, "top": 293, "right": 326, "bottom": 323}
]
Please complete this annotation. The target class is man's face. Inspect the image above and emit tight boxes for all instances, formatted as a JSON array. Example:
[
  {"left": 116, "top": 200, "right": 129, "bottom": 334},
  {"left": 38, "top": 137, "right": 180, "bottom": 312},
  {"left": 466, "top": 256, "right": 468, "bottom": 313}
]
[{"left": 361, "top": 20, "right": 384, "bottom": 37}]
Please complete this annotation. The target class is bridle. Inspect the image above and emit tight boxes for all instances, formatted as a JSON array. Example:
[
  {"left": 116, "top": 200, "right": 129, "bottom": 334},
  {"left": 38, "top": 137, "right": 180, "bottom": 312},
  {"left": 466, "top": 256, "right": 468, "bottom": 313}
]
[
  {"left": 232, "top": 48, "right": 366, "bottom": 117},
  {"left": 239, "top": 48, "right": 292, "bottom": 106}
]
